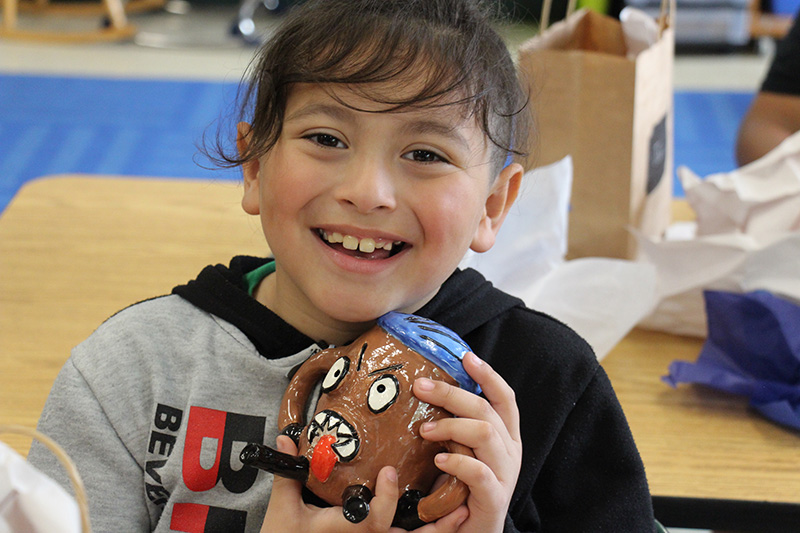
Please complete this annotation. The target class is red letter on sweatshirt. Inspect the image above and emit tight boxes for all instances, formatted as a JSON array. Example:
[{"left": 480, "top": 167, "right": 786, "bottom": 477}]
[
  {"left": 182, "top": 406, "right": 226, "bottom": 492},
  {"left": 170, "top": 502, "right": 208, "bottom": 532}
]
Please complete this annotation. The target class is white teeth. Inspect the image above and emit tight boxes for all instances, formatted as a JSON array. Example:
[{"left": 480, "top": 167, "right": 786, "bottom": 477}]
[
  {"left": 342, "top": 235, "right": 359, "bottom": 250},
  {"left": 359, "top": 238, "right": 376, "bottom": 253},
  {"left": 322, "top": 230, "right": 400, "bottom": 253}
]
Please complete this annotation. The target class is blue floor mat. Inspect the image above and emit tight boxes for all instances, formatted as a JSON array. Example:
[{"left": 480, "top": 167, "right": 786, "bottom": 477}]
[
  {"left": 0, "top": 74, "right": 241, "bottom": 212},
  {"left": 0, "top": 73, "right": 755, "bottom": 212},
  {"left": 672, "top": 90, "right": 753, "bottom": 196}
]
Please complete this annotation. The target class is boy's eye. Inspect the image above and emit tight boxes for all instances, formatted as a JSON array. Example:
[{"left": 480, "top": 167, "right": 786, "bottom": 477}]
[
  {"left": 306, "top": 133, "right": 346, "bottom": 149},
  {"left": 403, "top": 149, "right": 448, "bottom": 164}
]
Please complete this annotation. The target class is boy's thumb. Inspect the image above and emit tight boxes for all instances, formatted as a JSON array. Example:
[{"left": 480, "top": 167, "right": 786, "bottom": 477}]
[
  {"left": 275, "top": 434, "right": 299, "bottom": 455},
  {"left": 269, "top": 435, "right": 304, "bottom": 498}
]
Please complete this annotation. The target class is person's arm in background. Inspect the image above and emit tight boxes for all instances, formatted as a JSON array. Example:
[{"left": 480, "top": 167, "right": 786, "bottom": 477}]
[
  {"left": 736, "top": 10, "right": 800, "bottom": 166},
  {"left": 736, "top": 92, "right": 800, "bottom": 166}
]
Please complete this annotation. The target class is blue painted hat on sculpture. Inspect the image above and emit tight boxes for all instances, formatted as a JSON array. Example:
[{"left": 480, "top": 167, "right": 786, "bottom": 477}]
[{"left": 377, "top": 312, "right": 481, "bottom": 395}]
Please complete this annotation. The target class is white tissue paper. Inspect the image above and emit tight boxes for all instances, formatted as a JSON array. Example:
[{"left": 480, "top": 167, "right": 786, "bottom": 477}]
[
  {"left": 0, "top": 441, "right": 81, "bottom": 533},
  {"left": 460, "top": 156, "right": 572, "bottom": 294},
  {"left": 460, "top": 156, "right": 658, "bottom": 359},
  {"left": 619, "top": 7, "right": 659, "bottom": 58},
  {"left": 682, "top": 131, "right": 800, "bottom": 236},
  {"left": 638, "top": 130, "right": 800, "bottom": 337}
]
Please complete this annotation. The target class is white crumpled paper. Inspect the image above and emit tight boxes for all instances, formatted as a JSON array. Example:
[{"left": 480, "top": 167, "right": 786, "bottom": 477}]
[
  {"left": 460, "top": 156, "right": 658, "bottom": 359},
  {"left": 681, "top": 130, "right": 800, "bottom": 236},
  {"left": 0, "top": 441, "right": 81, "bottom": 533},
  {"left": 619, "top": 6, "right": 659, "bottom": 58},
  {"left": 638, "top": 130, "right": 800, "bottom": 337}
]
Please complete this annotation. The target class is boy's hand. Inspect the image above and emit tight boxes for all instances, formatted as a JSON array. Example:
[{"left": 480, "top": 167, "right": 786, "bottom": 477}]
[
  {"left": 260, "top": 350, "right": 518, "bottom": 533},
  {"left": 413, "top": 351, "right": 522, "bottom": 533},
  {"left": 260, "top": 436, "right": 402, "bottom": 533}
]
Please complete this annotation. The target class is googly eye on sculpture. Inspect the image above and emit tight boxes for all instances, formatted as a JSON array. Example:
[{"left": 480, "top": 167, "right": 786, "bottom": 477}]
[{"left": 240, "top": 312, "right": 480, "bottom": 530}]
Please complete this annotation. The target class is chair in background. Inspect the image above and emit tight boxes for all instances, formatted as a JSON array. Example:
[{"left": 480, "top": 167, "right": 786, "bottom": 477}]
[
  {"left": 1, "top": 0, "right": 163, "bottom": 42},
  {"left": 230, "top": 0, "right": 299, "bottom": 43}
]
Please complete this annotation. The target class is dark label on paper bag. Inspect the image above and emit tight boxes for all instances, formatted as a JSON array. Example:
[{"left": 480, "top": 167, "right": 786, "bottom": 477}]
[{"left": 647, "top": 116, "right": 667, "bottom": 194}]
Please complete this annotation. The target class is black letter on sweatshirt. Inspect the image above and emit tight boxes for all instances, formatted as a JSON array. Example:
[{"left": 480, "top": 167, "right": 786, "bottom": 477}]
[{"left": 219, "top": 412, "right": 266, "bottom": 493}]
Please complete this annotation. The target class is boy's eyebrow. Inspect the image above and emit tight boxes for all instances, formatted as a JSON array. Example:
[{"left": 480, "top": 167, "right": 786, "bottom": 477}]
[
  {"left": 400, "top": 119, "right": 471, "bottom": 152},
  {"left": 284, "top": 103, "right": 357, "bottom": 125},
  {"left": 287, "top": 102, "right": 470, "bottom": 148}
]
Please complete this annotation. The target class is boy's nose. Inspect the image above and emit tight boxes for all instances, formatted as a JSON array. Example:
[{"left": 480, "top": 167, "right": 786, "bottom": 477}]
[{"left": 334, "top": 158, "right": 397, "bottom": 214}]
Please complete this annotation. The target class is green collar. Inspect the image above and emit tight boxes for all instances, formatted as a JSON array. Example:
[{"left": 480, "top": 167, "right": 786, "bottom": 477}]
[{"left": 243, "top": 260, "right": 276, "bottom": 297}]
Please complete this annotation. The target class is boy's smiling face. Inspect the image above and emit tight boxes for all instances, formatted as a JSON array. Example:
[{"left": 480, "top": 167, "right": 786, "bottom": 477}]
[{"left": 240, "top": 83, "right": 521, "bottom": 343}]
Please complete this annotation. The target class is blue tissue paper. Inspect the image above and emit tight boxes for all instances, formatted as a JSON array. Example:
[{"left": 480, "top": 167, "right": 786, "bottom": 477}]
[{"left": 663, "top": 290, "right": 800, "bottom": 431}]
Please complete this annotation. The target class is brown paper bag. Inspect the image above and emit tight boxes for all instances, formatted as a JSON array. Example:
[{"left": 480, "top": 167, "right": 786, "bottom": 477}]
[{"left": 518, "top": 0, "right": 674, "bottom": 259}]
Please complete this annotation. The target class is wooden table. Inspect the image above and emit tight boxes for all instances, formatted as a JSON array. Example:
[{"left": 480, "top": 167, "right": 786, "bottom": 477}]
[
  {"left": 603, "top": 199, "right": 800, "bottom": 531},
  {"left": 0, "top": 175, "right": 267, "bottom": 455},
  {"left": 604, "top": 330, "right": 800, "bottom": 532},
  {"left": 2, "top": 176, "right": 799, "bottom": 531}
]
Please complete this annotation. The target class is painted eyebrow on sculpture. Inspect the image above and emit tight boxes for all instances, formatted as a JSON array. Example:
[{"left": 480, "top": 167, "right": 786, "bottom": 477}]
[{"left": 368, "top": 363, "right": 404, "bottom": 376}]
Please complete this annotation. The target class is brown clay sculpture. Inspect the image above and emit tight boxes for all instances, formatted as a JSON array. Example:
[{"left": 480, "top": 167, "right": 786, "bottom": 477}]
[{"left": 240, "top": 312, "right": 480, "bottom": 529}]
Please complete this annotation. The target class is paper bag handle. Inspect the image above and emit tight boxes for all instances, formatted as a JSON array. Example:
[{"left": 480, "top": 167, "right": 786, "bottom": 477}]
[
  {"left": 539, "top": 0, "right": 578, "bottom": 31},
  {"left": 0, "top": 424, "right": 92, "bottom": 533},
  {"left": 656, "top": 0, "right": 672, "bottom": 36},
  {"left": 539, "top": 0, "right": 673, "bottom": 35}
]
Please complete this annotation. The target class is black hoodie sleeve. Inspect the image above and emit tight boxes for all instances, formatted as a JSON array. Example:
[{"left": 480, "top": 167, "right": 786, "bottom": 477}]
[
  {"left": 522, "top": 367, "right": 655, "bottom": 532},
  {"left": 761, "top": 11, "right": 800, "bottom": 96},
  {"left": 490, "top": 313, "right": 655, "bottom": 533},
  {"left": 420, "top": 271, "right": 654, "bottom": 532}
]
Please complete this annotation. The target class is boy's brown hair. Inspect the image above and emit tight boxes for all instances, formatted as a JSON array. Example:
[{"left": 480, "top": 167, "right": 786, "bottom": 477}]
[{"left": 213, "top": 0, "right": 531, "bottom": 174}]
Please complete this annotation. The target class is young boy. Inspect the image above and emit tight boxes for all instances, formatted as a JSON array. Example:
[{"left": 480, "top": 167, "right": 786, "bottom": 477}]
[{"left": 28, "top": 0, "right": 656, "bottom": 531}]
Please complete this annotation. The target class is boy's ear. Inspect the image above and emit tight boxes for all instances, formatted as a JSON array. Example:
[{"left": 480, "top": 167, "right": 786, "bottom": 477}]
[
  {"left": 238, "top": 122, "right": 261, "bottom": 216},
  {"left": 470, "top": 162, "right": 523, "bottom": 253}
]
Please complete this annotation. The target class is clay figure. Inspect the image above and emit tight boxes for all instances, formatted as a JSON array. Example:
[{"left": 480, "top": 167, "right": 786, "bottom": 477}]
[{"left": 240, "top": 312, "right": 480, "bottom": 529}]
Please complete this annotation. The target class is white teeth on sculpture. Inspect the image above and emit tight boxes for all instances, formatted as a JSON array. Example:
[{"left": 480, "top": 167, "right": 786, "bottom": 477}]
[{"left": 334, "top": 439, "right": 357, "bottom": 458}]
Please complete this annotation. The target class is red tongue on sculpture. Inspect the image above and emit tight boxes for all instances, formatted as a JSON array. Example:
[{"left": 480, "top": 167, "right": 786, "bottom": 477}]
[{"left": 310, "top": 434, "right": 338, "bottom": 483}]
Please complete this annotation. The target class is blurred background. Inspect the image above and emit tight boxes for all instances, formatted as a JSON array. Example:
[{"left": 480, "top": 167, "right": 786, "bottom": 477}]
[
  {"left": 0, "top": 0, "right": 795, "bottom": 214},
  {"left": 1, "top": 4, "right": 797, "bottom": 532}
]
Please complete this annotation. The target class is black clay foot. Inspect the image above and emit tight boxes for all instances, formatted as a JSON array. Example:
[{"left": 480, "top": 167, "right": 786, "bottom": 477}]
[
  {"left": 392, "top": 489, "right": 425, "bottom": 530},
  {"left": 342, "top": 484, "right": 373, "bottom": 523}
]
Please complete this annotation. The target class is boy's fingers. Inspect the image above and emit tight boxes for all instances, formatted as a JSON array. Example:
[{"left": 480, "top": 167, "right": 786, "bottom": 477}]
[
  {"left": 267, "top": 436, "right": 304, "bottom": 503},
  {"left": 414, "top": 357, "right": 520, "bottom": 444},
  {"left": 462, "top": 352, "right": 521, "bottom": 440},
  {"left": 276, "top": 434, "right": 298, "bottom": 454},
  {"left": 430, "top": 505, "right": 469, "bottom": 532},
  {"left": 432, "top": 453, "right": 505, "bottom": 509},
  {"left": 365, "top": 466, "right": 400, "bottom": 528},
  {"left": 413, "top": 352, "right": 520, "bottom": 442},
  {"left": 420, "top": 417, "right": 506, "bottom": 456},
  {"left": 389, "top": 505, "right": 469, "bottom": 533},
  {"left": 413, "top": 377, "right": 486, "bottom": 420}
]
